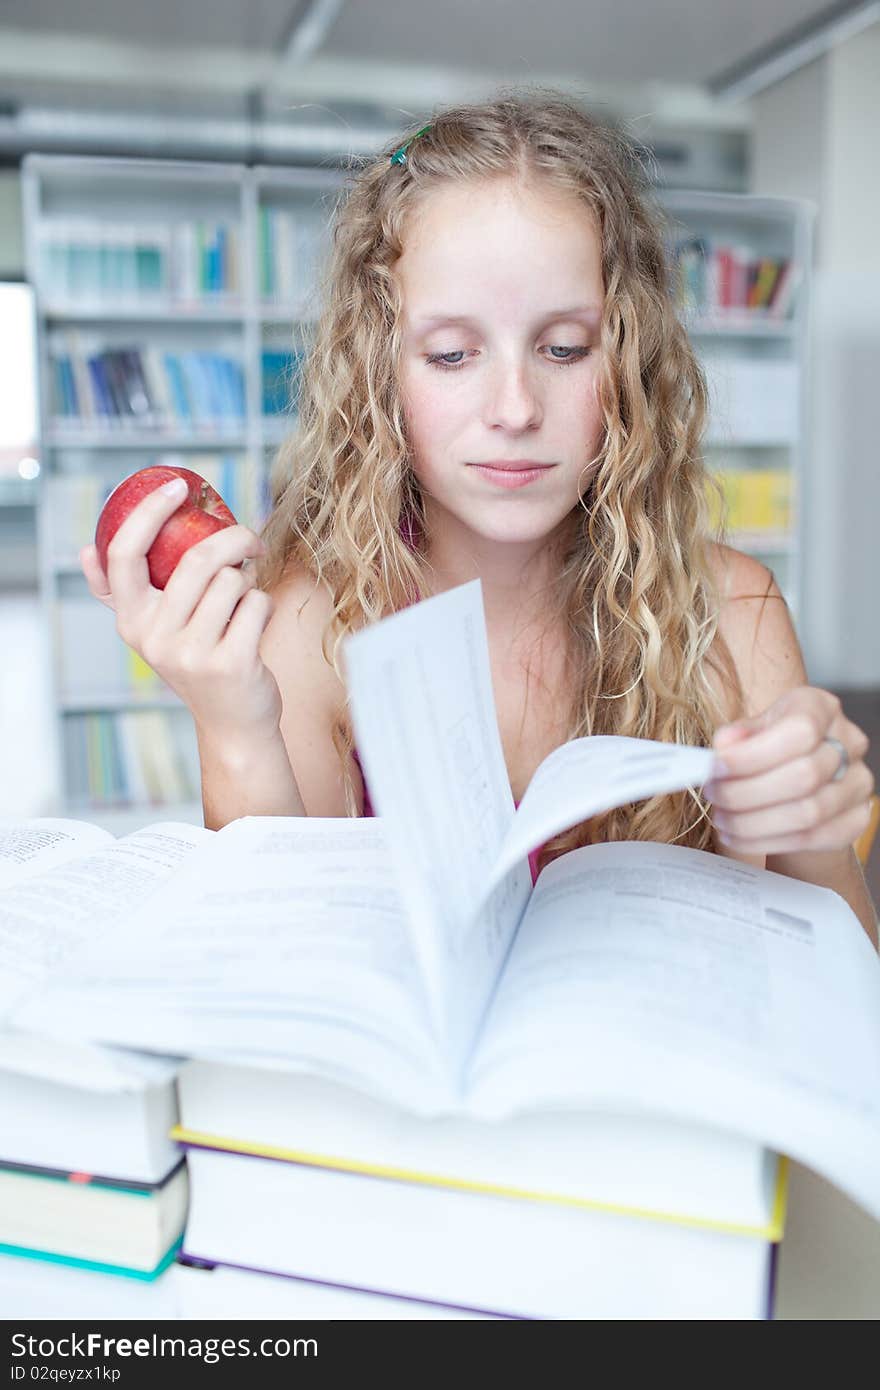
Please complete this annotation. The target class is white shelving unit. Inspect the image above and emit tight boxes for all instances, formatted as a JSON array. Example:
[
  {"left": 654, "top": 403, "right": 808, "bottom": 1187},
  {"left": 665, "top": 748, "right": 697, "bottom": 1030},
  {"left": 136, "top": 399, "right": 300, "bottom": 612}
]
[
  {"left": 22, "top": 154, "right": 345, "bottom": 828},
  {"left": 659, "top": 190, "right": 812, "bottom": 617},
  {"left": 23, "top": 159, "right": 811, "bottom": 828}
]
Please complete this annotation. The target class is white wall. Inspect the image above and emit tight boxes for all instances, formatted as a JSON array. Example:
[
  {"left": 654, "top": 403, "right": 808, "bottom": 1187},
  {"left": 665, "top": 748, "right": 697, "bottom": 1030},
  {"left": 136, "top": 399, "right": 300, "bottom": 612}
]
[{"left": 751, "top": 23, "right": 880, "bottom": 687}]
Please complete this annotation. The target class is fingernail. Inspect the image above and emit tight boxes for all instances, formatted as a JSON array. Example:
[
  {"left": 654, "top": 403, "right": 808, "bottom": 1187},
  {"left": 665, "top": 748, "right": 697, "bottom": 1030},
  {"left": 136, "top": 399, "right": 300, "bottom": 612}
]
[
  {"left": 161, "top": 478, "right": 187, "bottom": 497},
  {"left": 713, "top": 758, "right": 732, "bottom": 778}
]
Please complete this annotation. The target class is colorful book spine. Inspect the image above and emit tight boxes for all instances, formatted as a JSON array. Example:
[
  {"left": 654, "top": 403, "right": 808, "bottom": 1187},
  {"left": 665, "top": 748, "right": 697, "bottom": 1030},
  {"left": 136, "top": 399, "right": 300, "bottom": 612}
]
[{"left": 671, "top": 239, "right": 798, "bottom": 319}]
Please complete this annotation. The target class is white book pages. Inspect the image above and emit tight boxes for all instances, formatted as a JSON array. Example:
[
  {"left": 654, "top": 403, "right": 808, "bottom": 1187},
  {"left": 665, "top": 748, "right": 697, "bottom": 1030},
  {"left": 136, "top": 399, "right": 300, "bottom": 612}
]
[
  {"left": 0, "top": 818, "right": 113, "bottom": 888},
  {"left": 344, "top": 580, "right": 534, "bottom": 1061},
  {"left": 0, "top": 823, "right": 209, "bottom": 1019},
  {"left": 13, "top": 817, "right": 450, "bottom": 1114},
  {"left": 479, "top": 734, "right": 715, "bottom": 900},
  {"left": 470, "top": 840, "right": 880, "bottom": 1223}
]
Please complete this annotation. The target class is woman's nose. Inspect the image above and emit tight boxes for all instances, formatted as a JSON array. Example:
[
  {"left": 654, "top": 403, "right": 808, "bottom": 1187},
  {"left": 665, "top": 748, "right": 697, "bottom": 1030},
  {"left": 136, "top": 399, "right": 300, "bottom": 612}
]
[{"left": 484, "top": 360, "right": 543, "bottom": 432}]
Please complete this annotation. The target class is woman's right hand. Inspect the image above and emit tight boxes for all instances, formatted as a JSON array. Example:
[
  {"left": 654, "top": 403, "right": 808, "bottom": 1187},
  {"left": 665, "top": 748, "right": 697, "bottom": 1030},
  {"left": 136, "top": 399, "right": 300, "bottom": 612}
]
[{"left": 80, "top": 480, "right": 283, "bottom": 743}]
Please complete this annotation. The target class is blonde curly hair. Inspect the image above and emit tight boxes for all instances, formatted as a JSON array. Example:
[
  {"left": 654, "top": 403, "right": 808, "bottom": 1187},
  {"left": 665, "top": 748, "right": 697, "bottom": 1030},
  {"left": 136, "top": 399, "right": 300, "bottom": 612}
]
[{"left": 257, "top": 86, "right": 748, "bottom": 872}]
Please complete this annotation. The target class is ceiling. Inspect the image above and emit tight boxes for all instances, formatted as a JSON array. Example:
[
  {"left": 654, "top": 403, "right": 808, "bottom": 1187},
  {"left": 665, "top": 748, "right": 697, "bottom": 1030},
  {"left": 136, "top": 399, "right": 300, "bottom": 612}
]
[{"left": 0, "top": 0, "right": 844, "bottom": 121}]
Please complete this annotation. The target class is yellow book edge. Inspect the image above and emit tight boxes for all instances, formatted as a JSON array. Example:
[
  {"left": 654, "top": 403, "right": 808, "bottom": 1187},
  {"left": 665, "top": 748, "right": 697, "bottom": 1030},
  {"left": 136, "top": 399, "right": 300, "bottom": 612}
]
[{"left": 171, "top": 1125, "right": 788, "bottom": 1242}]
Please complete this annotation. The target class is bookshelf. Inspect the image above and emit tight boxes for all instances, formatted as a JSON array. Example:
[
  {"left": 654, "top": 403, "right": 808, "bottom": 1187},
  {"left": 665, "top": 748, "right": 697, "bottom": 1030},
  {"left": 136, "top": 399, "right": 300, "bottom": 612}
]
[
  {"left": 22, "top": 154, "right": 345, "bottom": 826},
  {"left": 660, "top": 190, "right": 812, "bottom": 617},
  {"left": 23, "top": 159, "right": 811, "bottom": 825}
]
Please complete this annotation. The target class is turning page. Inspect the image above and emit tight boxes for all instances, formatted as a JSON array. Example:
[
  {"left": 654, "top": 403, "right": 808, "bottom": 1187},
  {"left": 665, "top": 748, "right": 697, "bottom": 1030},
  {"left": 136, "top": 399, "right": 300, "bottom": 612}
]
[
  {"left": 344, "top": 580, "right": 532, "bottom": 1065},
  {"left": 478, "top": 735, "right": 716, "bottom": 903},
  {"left": 345, "top": 579, "right": 719, "bottom": 1068}
]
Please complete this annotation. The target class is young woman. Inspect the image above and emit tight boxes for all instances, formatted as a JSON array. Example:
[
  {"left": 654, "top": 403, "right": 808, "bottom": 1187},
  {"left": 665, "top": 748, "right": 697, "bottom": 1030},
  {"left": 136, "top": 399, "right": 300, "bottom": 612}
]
[{"left": 80, "top": 91, "right": 877, "bottom": 946}]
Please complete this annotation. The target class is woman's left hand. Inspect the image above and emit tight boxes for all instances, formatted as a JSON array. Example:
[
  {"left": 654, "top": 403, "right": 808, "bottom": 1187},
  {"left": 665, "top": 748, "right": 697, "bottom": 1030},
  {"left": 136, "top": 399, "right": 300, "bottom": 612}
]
[{"left": 706, "top": 686, "right": 875, "bottom": 857}]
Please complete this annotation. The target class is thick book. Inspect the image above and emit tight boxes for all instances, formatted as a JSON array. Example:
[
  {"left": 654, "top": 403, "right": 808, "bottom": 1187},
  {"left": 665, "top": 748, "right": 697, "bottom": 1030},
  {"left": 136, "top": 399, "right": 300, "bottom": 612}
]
[
  {"left": 0, "top": 1155, "right": 187, "bottom": 1278},
  {"left": 0, "top": 1246, "right": 180, "bottom": 1319},
  {"left": 178, "top": 1143, "right": 776, "bottom": 1320},
  {"left": 4, "top": 582, "right": 880, "bottom": 1236},
  {"left": 0, "top": 1031, "right": 180, "bottom": 1185},
  {"left": 173, "top": 1257, "right": 497, "bottom": 1321}
]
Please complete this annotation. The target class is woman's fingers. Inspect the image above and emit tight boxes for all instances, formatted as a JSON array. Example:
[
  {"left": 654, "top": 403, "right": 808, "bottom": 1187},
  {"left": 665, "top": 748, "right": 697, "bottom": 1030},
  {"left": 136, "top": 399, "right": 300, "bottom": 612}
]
[
  {"left": 220, "top": 585, "right": 275, "bottom": 654},
  {"left": 79, "top": 544, "right": 114, "bottom": 608},
  {"left": 104, "top": 481, "right": 191, "bottom": 613},
  {"left": 714, "top": 799, "right": 874, "bottom": 857},
  {"left": 153, "top": 525, "right": 266, "bottom": 634},
  {"left": 711, "top": 759, "right": 874, "bottom": 846},
  {"left": 182, "top": 564, "right": 259, "bottom": 648},
  {"left": 707, "top": 727, "right": 869, "bottom": 815}
]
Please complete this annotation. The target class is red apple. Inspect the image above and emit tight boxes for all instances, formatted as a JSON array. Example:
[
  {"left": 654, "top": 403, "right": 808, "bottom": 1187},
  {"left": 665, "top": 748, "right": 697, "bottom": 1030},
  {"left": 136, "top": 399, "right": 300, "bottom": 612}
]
[{"left": 95, "top": 465, "right": 237, "bottom": 590}]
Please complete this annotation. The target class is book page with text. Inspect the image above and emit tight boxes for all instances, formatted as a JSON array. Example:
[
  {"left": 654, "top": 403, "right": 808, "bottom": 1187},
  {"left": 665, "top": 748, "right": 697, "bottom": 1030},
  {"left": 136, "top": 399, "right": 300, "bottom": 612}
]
[
  {"left": 0, "top": 822, "right": 209, "bottom": 1020},
  {"left": 13, "top": 817, "right": 451, "bottom": 1114},
  {"left": 469, "top": 840, "right": 880, "bottom": 1222},
  {"left": 0, "top": 818, "right": 114, "bottom": 889},
  {"left": 345, "top": 581, "right": 532, "bottom": 1069},
  {"left": 477, "top": 736, "right": 716, "bottom": 904}
]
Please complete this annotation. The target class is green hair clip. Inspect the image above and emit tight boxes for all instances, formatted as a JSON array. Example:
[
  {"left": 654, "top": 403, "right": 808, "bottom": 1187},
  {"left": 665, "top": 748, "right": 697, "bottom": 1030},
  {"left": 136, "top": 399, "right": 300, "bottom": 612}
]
[{"left": 389, "top": 124, "right": 432, "bottom": 166}]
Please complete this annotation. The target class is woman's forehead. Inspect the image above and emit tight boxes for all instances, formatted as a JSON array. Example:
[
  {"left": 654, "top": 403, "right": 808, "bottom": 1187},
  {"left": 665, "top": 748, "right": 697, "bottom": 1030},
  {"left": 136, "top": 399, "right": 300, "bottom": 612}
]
[
  {"left": 396, "top": 179, "right": 602, "bottom": 318},
  {"left": 402, "top": 175, "right": 596, "bottom": 247}
]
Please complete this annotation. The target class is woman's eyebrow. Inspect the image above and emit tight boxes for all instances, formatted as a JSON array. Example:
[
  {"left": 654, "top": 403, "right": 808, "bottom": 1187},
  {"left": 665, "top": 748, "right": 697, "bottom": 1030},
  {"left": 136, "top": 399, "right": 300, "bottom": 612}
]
[{"left": 414, "top": 306, "right": 602, "bottom": 328}]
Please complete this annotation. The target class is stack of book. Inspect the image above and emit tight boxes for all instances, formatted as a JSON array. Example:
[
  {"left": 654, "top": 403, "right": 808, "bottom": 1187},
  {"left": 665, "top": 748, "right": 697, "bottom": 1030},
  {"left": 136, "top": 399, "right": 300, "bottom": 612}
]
[
  {"left": 0, "top": 1032, "right": 185, "bottom": 1318},
  {"left": 38, "top": 218, "right": 240, "bottom": 304},
  {"left": 5, "top": 582, "right": 879, "bottom": 1319},
  {"left": 172, "top": 1062, "right": 783, "bottom": 1319},
  {"left": 672, "top": 237, "right": 799, "bottom": 319},
  {"left": 708, "top": 467, "right": 793, "bottom": 539},
  {"left": 49, "top": 334, "right": 247, "bottom": 434},
  {"left": 257, "top": 206, "right": 325, "bottom": 308}
]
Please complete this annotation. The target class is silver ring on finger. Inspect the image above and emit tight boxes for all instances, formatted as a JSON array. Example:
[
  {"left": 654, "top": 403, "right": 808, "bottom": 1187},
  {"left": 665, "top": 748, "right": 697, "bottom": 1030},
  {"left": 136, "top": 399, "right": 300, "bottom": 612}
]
[{"left": 823, "top": 735, "right": 849, "bottom": 783}]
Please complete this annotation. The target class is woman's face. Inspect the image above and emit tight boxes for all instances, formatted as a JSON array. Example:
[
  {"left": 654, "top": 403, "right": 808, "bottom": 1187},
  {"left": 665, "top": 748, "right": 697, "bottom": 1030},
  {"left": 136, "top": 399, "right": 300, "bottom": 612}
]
[{"left": 396, "top": 176, "right": 606, "bottom": 550}]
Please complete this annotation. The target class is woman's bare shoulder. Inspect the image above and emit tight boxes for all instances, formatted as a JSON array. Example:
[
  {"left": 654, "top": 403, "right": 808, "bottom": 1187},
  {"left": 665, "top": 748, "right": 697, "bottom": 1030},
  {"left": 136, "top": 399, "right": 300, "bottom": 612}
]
[
  {"left": 706, "top": 540, "right": 777, "bottom": 610},
  {"left": 705, "top": 540, "right": 806, "bottom": 717},
  {"left": 261, "top": 561, "right": 340, "bottom": 681},
  {"left": 259, "top": 561, "right": 354, "bottom": 816}
]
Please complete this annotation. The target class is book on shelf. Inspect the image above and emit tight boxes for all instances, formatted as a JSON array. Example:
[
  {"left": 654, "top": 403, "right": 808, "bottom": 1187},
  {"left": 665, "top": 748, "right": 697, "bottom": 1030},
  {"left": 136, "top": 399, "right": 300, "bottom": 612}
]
[
  {"left": 672, "top": 237, "right": 798, "bottom": 320},
  {"left": 0, "top": 1030, "right": 186, "bottom": 1281},
  {"left": 48, "top": 337, "right": 246, "bottom": 432},
  {"left": 707, "top": 468, "right": 793, "bottom": 535},
  {"left": 3, "top": 583, "right": 879, "bottom": 1244},
  {"left": 63, "top": 710, "right": 200, "bottom": 808},
  {"left": 38, "top": 217, "right": 240, "bottom": 304},
  {"left": 261, "top": 347, "right": 307, "bottom": 417},
  {"left": 258, "top": 206, "right": 325, "bottom": 306}
]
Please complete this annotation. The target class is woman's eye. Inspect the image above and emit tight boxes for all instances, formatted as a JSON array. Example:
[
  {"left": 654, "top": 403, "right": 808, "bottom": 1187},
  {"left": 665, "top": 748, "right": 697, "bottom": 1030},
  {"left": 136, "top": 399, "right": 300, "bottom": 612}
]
[
  {"left": 545, "top": 346, "right": 591, "bottom": 363},
  {"left": 426, "top": 351, "right": 468, "bottom": 370},
  {"left": 425, "top": 345, "right": 592, "bottom": 372}
]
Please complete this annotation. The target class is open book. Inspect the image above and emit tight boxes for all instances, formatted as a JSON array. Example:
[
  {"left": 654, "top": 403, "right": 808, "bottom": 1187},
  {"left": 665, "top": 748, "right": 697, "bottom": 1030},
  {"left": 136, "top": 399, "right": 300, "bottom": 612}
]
[{"left": 4, "top": 582, "right": 880, "bottom": 1233}]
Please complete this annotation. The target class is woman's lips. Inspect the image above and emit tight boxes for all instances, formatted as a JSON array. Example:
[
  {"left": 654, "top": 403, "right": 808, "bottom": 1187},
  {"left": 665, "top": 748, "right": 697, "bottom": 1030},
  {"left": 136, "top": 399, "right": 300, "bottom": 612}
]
[{"left": 469, "top": 463, "right": 555, "bottom": 489}]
